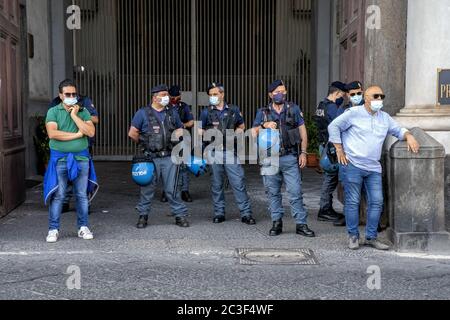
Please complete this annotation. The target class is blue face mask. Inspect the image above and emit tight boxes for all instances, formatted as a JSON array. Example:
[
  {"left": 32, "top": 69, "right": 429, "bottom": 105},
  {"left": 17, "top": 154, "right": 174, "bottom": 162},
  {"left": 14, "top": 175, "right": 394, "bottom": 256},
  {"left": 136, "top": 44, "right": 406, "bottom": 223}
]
[
  {"left": 209, "top": 96, "right": 220, "bottom": 106},
  {"left": 336, "top": 97, "right": 344, "bottom": 106},
  {"left": 64, "top": 97, "right": 78, "bottom": 106},
  {"left": 370, "top": 100, "right": 384, "bottom": 112},
  {"left": 273, "top": 93, "right": 286, "bottom": 105},
  {"left": 350, "top": 95, "right": 363, "bottom": 106}
]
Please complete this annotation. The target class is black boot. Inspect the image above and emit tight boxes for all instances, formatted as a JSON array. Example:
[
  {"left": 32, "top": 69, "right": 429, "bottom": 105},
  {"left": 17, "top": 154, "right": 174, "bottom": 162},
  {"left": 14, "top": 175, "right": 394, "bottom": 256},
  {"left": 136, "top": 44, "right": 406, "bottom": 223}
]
[
  {"left": 330, "top": 208, "right": 345, "bottom": 220},
  {"left": 241, "top": 216, "right": 256, "bottom": 225},
  {"left": 176, "top": 217, "right": 190, "bottom": 228},
  {"left": 318, "top": 208, "right": 339, "bottom": 222},
  {"left": 136, "top": 215, "right": 148, "bottom": 229},
  {"left": 181, "top": 191, "right": 193, "bottom": 203},
  {"left": 213, "top": 216, "right": 226, "bottom": 224},
  {"left": 270, "top": 220, "right": 283, "bottom": 236},
  {"left": 161, "top": 192, "right": 168, "bottom": 203},
  {"left": 333, "top": 217, "right": 346, "bottom": 227},
  {"left": 296, "top": 224, "right": 316, "bottom": 238}
]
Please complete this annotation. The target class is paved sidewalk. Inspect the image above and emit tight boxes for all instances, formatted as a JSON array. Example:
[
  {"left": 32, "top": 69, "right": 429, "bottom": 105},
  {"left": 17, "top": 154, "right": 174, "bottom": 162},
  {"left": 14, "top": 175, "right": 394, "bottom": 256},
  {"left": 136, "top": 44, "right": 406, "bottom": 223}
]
[{"left": 0, "top": 162, "right": 449, "bottom": 300}]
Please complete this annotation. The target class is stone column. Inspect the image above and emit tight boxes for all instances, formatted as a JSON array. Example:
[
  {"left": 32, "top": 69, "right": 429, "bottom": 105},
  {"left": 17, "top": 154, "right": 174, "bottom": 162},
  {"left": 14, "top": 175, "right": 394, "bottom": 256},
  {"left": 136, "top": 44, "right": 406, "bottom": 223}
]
[
  {"left": 404, "top": 0, "right": 450, "bottom": 110},
  {"left": 394, "top": 0, "right": 450, "bottom": 236},
  {"left": 395, "top": 0, "right": 450, "bottom": 154}
]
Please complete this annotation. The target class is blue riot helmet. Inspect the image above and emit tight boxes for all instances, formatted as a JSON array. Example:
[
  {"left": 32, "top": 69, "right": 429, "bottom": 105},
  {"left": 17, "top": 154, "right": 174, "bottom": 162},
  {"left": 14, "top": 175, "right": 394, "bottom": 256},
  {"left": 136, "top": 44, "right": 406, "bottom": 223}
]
[
  {"left": 320, "top": 143, "right": 339, "bottom": 173},
  {"left": 132, "top": 157, "right": 155, "bottom": 186},
  {"left": 187, "top": 156, "right": 208, "bottom": 177},
  {"left": 320, "top": 155, "right": 339, "bottom": 173},
  {"left": 258, "top": 129, "right": 280, "bottom": 154}
]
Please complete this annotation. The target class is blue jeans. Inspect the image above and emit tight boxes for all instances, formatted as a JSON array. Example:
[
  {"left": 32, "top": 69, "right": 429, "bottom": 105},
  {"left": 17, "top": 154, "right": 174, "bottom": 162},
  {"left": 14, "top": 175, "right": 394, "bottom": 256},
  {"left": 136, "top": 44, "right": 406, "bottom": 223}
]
[
  {"left": 210, "top": 152, "right": 252, "bottom": 217},
  {"left": 263, "top": 154, "right": 308, "bottom": 224},
  {"left": 342, "top": 163, "right": 383, "bottom": 240},
  {"left": 136, "top": 157, "right": 188, "bottom": 218},
  {"left": 49, "top": 161, "right": 90, "bottom": 230}
]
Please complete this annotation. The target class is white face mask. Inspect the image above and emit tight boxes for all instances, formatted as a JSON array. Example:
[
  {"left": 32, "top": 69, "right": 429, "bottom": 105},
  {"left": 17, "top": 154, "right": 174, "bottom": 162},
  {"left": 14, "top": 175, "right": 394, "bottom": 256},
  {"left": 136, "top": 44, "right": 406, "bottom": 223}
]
[
  {"left": 370, "top": 100, "right": 383, "bottom": 112},
  {"left": 350, "top": 95, "right": 363, "bottom": 106},
  {"left": 64, "top": 97, "right": 78, "bottom": 106},
  {"left": 159, "top": 96, "right": 170, "bottom": 107},
  {"left": 209, "top": 96, "right": 220, "bottom": 106}
]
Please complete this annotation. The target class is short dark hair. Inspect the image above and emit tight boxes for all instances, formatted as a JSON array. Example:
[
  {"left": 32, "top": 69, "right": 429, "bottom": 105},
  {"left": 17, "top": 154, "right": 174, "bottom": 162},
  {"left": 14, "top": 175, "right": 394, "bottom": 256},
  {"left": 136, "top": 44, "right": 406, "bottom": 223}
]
[
  {"left": 59, "top": 79, "right": 77, "bottom": 94},
  {"left": 328, "top": 86, "right": 341, "bottom": 96}
]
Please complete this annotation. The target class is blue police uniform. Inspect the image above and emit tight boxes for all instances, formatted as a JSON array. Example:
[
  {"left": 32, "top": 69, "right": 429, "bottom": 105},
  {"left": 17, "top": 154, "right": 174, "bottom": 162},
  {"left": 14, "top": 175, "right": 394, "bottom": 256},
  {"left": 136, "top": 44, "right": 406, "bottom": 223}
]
[
  {"left": 315, "top": 82, "right": 349, "bottom": 221},
  {"left": 131, "top": 85, "right": 188, "bottom": 222},
  {"left": 170, "top": 101, "right": 194, "bottom": 194},
  {"left": 253, "top": 101, "right": 310, "bottom": 227},
  {"left": 316, "top": 98, "right": 341, "bottom": 217},
  {"left": 200, "top": 83, "right": 253, "bottom": 222},
  {"left": 337, "top": 81, "right": 365, "bottom": 184}
]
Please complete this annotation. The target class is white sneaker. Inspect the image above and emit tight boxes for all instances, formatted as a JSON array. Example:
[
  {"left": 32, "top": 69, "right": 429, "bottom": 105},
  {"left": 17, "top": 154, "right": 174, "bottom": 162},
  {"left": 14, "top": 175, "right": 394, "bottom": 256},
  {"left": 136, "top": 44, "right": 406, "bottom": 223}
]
[
  {"left": 78, "top": 227, "right": 94, "bottom": 240},
  {"left": 46, "top": 230, "right": 59, "bottom": 243}
]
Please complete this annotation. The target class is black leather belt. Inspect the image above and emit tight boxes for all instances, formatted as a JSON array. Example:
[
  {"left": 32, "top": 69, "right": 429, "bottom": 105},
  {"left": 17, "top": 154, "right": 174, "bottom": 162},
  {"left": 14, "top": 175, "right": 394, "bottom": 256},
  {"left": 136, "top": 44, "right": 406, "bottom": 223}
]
[{"left": 144, "top": 151, "right": 172, "bottom": 158}]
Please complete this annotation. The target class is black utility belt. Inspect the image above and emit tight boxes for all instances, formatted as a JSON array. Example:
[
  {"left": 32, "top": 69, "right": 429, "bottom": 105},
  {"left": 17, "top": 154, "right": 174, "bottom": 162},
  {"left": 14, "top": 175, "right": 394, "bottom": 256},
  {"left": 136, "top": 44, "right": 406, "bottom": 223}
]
[
  {"left": 144, "top": 150, "right": 172, "bottom": 158},
  {"left": 278, "top": 144, "right": 299, "bottom": 156}
]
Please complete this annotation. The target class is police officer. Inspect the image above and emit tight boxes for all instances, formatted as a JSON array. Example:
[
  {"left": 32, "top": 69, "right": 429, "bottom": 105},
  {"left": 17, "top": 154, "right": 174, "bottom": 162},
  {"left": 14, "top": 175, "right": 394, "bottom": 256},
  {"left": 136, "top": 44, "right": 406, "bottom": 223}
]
[
  {"left": 332, "top": 81, "right": 365, "bottom": 227},
  {"left": 200, "top": 82, "right": 255, "bottom": 225},
  {"left": 159, "top": 85, "right": 195, "bottom": 203},
  {"left": 315, "top": 81, "right": 347, "bottom": 223},
  {"left": 253, "top": 80, "right": 315, "bottom": 237},
  {"left": 338, "top": 81, "right": 365, "bottom": 116},
  {"left": 128, "top": 84, "right": 190, "bottom": 229},
  {"left": 48, "top": 88, "right": 99, "bottom": 214}
]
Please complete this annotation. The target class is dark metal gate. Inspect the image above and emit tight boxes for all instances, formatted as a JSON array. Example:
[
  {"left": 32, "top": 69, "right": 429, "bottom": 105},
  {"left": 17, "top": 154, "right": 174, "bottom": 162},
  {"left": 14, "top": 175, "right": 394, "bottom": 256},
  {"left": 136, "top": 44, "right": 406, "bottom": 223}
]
[{"left": 73, "top": 0, "right": 312, "bottom": 159}]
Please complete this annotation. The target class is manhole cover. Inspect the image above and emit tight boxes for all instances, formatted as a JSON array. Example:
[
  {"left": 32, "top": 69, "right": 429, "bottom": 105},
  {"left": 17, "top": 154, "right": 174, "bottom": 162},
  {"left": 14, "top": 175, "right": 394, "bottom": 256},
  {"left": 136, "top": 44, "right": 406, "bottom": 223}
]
[{"left": 236, "top": 248, "right": 319, "bottom": 265}]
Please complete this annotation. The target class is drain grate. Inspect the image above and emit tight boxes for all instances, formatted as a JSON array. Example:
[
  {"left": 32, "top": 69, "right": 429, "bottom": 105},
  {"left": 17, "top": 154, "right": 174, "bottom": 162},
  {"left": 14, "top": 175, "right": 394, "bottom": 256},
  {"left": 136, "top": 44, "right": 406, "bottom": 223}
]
[{"left": 236, "top": 248, "right": 319, "bottom": 266}]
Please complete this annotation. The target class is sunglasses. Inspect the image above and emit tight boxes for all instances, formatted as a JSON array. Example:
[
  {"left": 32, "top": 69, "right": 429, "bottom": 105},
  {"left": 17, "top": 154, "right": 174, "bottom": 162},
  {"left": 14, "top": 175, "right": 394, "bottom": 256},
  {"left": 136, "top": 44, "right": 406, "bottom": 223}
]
[
  {"left": 373, "top": 94, "right": 386, "bottom": 100},
  {"left": 350, "top": 92, "right": 363, "bottom": 97},
  {"left": 63, "top": 93, "right": 78, "bottom": 98}
]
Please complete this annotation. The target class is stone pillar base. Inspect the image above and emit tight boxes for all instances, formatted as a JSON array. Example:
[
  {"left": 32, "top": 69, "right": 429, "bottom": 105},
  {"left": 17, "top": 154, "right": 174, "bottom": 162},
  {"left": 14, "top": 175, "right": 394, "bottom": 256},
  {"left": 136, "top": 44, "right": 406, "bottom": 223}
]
[{"left": 387, "top": 228, "right": 450, "bottom": 253}]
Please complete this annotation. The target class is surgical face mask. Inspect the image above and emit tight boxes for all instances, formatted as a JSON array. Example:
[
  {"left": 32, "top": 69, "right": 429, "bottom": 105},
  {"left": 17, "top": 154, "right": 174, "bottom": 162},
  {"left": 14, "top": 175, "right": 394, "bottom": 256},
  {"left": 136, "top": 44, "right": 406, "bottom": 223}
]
[
  {"left": 159, "top": 96, "right": 170, "bottom": 107},
  {"left": 64, "top": 97, "right": 78, "bottom": 106},
  {"left": 336, "top": 97, "right": 344, "bottom": 106},
  {"left": 273, "top": 93, "right": 286, "bottom": 105},
  {"left": 209, "top": 96, "right": 220, "bottom": 106},
  {"left": 350, "top": 95, "right": 363, "bottom": 106},
  {"left": 370, "top": 100, "right": 384, "bottom": 112}
]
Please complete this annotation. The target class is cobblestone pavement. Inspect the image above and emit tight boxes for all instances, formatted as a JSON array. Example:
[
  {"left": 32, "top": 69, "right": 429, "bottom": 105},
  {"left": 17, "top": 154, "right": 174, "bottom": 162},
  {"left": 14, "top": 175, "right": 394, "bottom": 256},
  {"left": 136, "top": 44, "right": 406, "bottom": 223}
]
[{"left": 0, "top": 163, "right": 449, "bottom": 300}]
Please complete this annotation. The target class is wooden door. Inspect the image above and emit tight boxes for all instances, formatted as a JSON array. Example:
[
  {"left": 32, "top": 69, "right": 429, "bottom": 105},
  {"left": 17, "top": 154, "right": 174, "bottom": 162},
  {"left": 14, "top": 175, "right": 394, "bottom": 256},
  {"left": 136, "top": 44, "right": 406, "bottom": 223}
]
[
  {"left": 339, "top": 0, "right": 365, "bottom": 83},
  {"left": 0, "top": 0, "right": 26, "bottom": 217}
]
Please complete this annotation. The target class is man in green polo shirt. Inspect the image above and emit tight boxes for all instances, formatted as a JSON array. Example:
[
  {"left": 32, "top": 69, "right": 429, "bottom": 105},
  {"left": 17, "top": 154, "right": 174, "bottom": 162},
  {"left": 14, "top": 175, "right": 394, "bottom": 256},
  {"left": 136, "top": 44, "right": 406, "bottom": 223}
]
[{"left": 45, "top": 79, "right": 96, "bottom": 243}]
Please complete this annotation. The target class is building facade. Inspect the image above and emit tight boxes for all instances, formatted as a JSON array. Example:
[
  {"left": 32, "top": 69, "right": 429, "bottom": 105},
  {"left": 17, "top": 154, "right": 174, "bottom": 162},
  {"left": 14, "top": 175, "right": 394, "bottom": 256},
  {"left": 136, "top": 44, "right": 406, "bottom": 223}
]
[{"left": 0, "top": 0, "right": 449, "bottom": 217}]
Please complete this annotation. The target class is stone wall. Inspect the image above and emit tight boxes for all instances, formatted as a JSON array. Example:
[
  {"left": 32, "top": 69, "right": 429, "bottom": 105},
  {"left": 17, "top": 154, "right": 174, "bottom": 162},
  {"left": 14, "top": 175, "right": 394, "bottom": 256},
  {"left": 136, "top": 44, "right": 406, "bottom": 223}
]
[
  {"left": 364, "top": 0, "right": 408, "bottom": 116},
  {"left": 446, "top": 156, "right": 450, "bottom": 231}
]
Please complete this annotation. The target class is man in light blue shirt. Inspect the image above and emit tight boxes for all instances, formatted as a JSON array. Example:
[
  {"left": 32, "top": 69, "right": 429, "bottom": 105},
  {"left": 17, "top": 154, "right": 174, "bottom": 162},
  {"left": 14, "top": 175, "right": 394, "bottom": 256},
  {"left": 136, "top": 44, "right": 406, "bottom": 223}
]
[{"left": 328, "top": 86, "right": 420, "bottom": 251}]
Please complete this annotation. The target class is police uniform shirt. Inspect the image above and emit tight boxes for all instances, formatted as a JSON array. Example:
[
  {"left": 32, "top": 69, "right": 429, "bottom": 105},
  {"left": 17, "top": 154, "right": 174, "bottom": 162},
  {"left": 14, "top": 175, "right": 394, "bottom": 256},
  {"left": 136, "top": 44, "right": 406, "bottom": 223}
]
[
  {"left": 252, "top": 103, "right": 305, "bottom": 129},
  {"left": 337, "top": 99, "right": 365, "bottom": 117},
  {"left": 131, "top": 106, "right": 184, "bottom": 134},
  {"left": 200, "top": 104, "right": 245, "bottom": 130},
  {"left": 171, "top": 102, "right": 194, "bottom": 124},
  {"left": 322, "top": 99, "right": 340, "bottom": 124}
]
